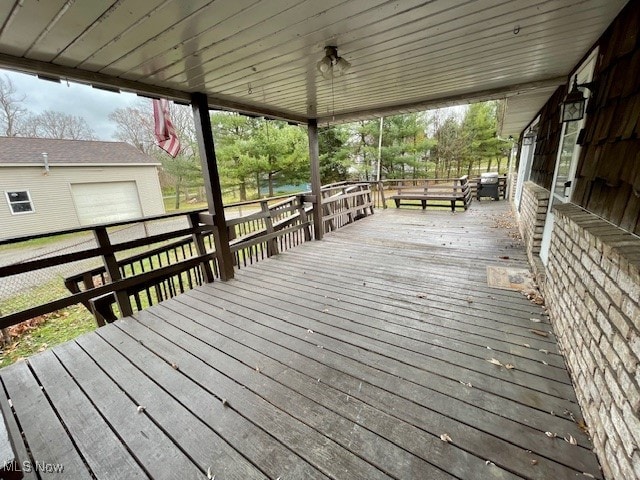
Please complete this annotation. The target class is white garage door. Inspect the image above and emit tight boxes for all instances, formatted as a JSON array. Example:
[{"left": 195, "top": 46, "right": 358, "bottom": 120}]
[{"left": 71, "top": 181, "right": 143, "bottom": 226}]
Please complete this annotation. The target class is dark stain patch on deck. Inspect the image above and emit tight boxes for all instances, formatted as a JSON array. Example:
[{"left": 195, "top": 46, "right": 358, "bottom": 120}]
[{"left": 0, "top": 202, "right": 602, "bottom": 479}]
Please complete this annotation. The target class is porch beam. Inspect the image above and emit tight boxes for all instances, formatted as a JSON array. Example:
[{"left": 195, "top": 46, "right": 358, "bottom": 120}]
[
  {"left": 307, "top": 119, "right": 323, "bottom": 240},
  {"left": 316, "top": 76, "right": 566, "bottom": 124},
  {"left": 191, "top": 92, "right": 234, "bottom": 281},
  {"left": 0, "top": 53, "right": 305, "bottom": 124}
]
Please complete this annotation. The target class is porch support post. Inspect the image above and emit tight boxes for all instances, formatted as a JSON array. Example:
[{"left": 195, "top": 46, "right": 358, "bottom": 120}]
[
  {"left": 94, "top": 227, "right": 133, "bottom": 318},
  {"left": 308, "top": 119, "right": 323, "bottom": 240},
  {"left": 191, "top": 92, "right": 234, "bottom": 280}
]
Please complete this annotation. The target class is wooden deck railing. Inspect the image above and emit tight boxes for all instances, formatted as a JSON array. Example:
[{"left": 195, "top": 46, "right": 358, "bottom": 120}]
[
  {"left": 0, "top": 183, "right": 373, "bottom": 328},
  {"left": 317, "top": 182, "right": 375, "bottom": 231}
]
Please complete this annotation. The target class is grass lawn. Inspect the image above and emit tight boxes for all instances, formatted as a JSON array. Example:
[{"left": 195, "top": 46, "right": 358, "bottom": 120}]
[
  {"left": 0, "top": 278, "right": 96, "bottom": 368},
  {"left": 163, "top": 196, "right": 208, "bottom": 212},
  {"left": 0, "top": 305, "right": 95, "bottom": 368},
  {"left": 0, "top": 231, "right": 91, "bottom": 253}
]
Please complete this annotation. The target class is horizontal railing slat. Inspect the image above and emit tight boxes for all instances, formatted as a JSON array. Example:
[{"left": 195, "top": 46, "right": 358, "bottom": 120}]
[
  {"left": 0, "top": 254, "right": 213, "bottom": 329},
  {"left": 0, "top": 247, "right": 106, "bottom": 277}
]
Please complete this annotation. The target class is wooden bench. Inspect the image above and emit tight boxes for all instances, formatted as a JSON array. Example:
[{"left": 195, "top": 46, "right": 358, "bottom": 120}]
[{"left": 390, "top": 176, "right": 471, "bottom": 212}]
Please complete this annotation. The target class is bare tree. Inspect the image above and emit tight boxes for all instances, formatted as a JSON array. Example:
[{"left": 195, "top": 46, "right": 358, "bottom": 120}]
[
  {"left": 109, "top": 99, "right": 196, "bottom": 156},
  {"left": 165, "top": 102, "right": 197, "bottom": 156},
  {"left": 0, "top": 75, "right": 27, "bottom": 136},
  {"left": 109, "top": 99, "right": 202, "bottom": 209},
  {"left": 108, "top": 101, "right": 156, "bottom": 153},
  {"left": 21, "top": 110, "right": 96, "bottom": 140}
]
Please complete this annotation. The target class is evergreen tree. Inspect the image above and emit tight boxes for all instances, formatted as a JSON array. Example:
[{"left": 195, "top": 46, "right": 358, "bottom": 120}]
[
  {"left": 318, "top": 124, "right": 350, "bottom": 183},
  {"left": 211, "top": 112, "right": 258, "bottom": 201},
  {"left": 249, "top": 120, "right": 309, "bottom": 197}
]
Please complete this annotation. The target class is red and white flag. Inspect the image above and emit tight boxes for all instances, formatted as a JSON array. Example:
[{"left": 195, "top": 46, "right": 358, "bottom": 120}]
[{"left": 152, "top": 98, "right": 181, "bottom": 157}]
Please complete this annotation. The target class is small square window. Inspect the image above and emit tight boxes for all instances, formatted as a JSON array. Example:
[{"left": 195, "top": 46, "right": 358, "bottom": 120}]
[{"left": 5, "top": 191, "right": 34, "bottom": 215}]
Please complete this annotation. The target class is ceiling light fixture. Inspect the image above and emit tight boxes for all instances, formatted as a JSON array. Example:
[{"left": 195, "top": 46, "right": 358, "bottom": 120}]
[{"left": 317, "top": 46, "right": 351, "bottom": 79}]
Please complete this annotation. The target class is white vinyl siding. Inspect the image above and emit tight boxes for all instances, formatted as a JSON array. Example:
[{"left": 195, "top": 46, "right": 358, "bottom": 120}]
[
  {"left": 0, "top": 165, "right": 164, "bottom": 240},
  {"left": 71, "top": 181, "right": 143, "bottom": 226}
]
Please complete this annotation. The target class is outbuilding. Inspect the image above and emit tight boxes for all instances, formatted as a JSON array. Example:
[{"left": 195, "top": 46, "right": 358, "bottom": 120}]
[{"left": 0, "top": 137, "right": 164, "bottom": 239}]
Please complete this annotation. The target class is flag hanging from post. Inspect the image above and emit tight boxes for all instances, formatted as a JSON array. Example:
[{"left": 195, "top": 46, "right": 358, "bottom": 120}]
[{"left": 152, "top": 98, "right": 181, "bottom": 157}]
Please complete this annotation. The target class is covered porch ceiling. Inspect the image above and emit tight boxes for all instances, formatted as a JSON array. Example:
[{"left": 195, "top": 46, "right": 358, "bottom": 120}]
[{"left": 0, "top": 0, "right": 628, "bottom": 135}]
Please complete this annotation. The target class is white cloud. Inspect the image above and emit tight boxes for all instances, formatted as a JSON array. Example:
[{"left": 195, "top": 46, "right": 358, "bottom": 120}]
[{"left": 2, "top": 68, "right": 141, "bottom": 140}]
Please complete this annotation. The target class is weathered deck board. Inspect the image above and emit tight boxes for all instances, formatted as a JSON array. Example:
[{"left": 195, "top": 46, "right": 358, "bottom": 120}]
[
  {"left": 94, "top": 326, "right": 331, "bottom": 480},
  {"left": 28, "top": 350, "right": 148, "bottom": 480},
  {"left": 153, "top": 295, "right": 594, "bottom": 475},
  {"left": 1, "top": 361, "right": 92, "bottom": 480},
  {"left": 232, "top": 257, "right": 565, "bottom": 367},
  {"left": 114, "top": 314, "right": 394, "bottom": 480},
  {"left": 227, "top": 270, "right": 571, "bottom": 387},
  {"left": 0, "top": 202, "right": 603, "bottom": 479}
]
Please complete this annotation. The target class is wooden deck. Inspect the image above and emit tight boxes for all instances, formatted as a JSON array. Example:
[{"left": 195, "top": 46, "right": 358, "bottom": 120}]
[{"left": 0, "top": 202, "right": 602, "bottom": 480}]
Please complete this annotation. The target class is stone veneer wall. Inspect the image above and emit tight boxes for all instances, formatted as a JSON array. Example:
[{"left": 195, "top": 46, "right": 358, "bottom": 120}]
[
  {"left": 518, "top": 181, "right": 549, "bottom": 283},
  {"left": 545, "top": 203, "right": 640, "bottom": 480}
]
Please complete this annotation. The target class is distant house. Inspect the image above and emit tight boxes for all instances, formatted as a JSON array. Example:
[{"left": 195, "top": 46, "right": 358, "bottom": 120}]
[{"left": 0, "top": 137, "right": 165, "bottom": 240}]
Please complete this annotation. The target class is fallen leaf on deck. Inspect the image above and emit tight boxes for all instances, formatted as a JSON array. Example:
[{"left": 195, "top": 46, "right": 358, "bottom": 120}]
[
  {"left": 170, "top": 363, "right": 179, "bottom": 370},
  {"left": 207, "top": 466, "right": 214, "bottom": 479},
  {"left": 545, "top": 431, "right": 557, "bottom": 438},
  {"left": 440, "top": 433, "right": 452, "bottom": 443},
  {"left": 459, "top": 381, "right": 472, "bottom": 388},
  {"left": 539, "top": 349, "right": 549, "bottom": 354},
  {"left": 307, "top": 329, "right": 314, "bottom": 334},
  {"left": 523, "top": 343, "right": 531, "bottom": 348},
  {"left": 530, "top": 459, "right": 538, "bottom": 465},
  {"left": 530, "top": 329, "right": 549, "bottom": 337},
  {"left": 487, "top": 358, "right": 503, "bottom": 367},
  {"left": 505, "top": 364, "right": 515, "bottom": 370},
  {"left": 564, "top": 434, "right": 577, "bottom": 445},
  {"left": 577, "top": 420, "right": 589, "bottom": 434},
  {"left": 486, "top": 346, "right": 492, "bottom": 350},
  {"left": 582, "top": 473, "right": 595, "bottom": 478},
  {"left": 542, "top": 361, "right": 549, "bottom": 365}
]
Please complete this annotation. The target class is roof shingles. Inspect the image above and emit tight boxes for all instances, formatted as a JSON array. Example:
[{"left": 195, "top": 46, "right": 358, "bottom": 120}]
[{"left": 0, "top": 137, "right": 158, "bottom": 165}]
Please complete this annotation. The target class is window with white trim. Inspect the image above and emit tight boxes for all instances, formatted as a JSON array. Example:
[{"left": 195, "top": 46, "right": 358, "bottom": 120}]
[{"left": 5, "top": 191, "right": 34, "bottom": 214}]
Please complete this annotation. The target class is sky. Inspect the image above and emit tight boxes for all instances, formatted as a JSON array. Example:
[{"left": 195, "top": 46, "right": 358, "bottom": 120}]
[
  {"left": 2, "top": 68, "right": 140, "bottom": 141},
  {"left": 1, "top": 67, "right": 469, "bottom": 142}
]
